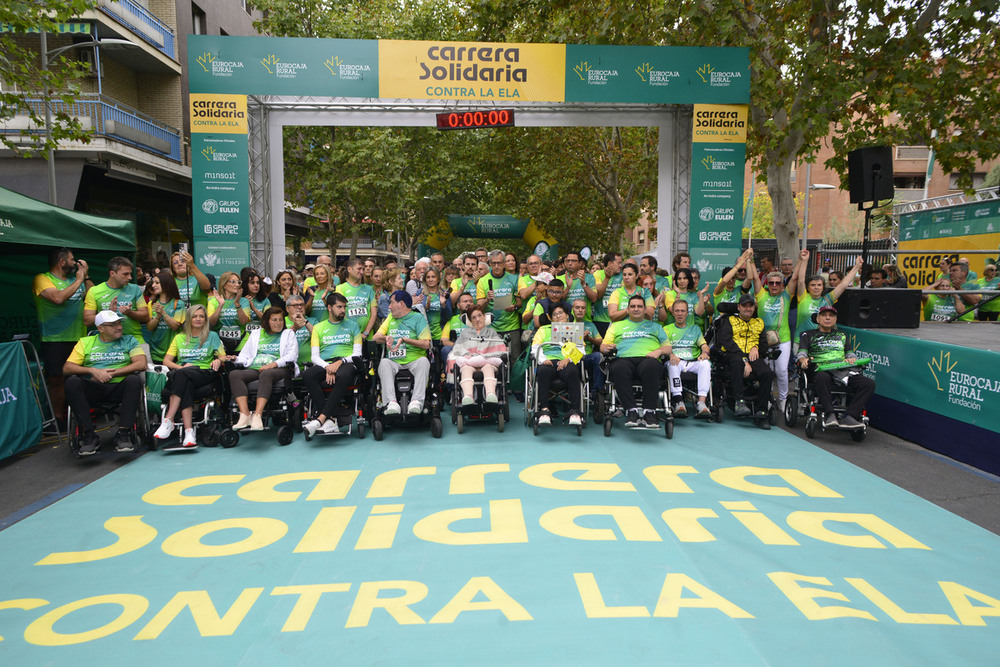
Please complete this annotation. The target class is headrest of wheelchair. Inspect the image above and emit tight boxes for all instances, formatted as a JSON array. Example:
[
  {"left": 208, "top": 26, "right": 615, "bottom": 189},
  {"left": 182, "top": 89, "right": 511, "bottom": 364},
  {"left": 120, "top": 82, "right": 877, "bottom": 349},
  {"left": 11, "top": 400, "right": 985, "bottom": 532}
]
[
  {"left": 460, "top": 311, "right": 494, "bottom": 327},
  {"left": 717, "top": 301, "right": 740, "bottom": 315}
]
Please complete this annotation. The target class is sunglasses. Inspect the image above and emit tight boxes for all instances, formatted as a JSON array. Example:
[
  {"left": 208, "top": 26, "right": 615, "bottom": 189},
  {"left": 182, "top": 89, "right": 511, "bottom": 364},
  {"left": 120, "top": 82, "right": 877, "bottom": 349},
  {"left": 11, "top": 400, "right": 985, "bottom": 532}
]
[{"left": 767, "top": 281, "right": 783, "bottom": 286}]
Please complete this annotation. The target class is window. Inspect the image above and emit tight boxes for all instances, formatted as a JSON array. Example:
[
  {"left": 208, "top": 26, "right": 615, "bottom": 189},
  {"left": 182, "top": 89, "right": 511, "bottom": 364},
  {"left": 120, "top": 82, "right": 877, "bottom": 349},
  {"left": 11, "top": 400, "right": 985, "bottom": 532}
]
[
  {"left": 638, "top": 230, "right": 646, "bottom": 245},
  {"left": 192, "top": 4, "right": 206, "bottom": 35},
  {"left": 949, "top": 173, "right": 987, "bottom": 190}
]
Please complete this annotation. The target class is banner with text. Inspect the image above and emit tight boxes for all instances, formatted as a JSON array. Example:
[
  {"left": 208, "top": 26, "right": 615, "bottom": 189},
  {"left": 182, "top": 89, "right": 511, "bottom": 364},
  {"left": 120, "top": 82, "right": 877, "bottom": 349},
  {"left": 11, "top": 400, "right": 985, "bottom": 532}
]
[
  {"left": 688, "top": 104, "right": 748, "bottom": 276},
  {"left": 898, "top": 198, "right": 1000, "bottom": 288},
  {"left": 190, "top": 94, "right": 251, "bottom": 273}
]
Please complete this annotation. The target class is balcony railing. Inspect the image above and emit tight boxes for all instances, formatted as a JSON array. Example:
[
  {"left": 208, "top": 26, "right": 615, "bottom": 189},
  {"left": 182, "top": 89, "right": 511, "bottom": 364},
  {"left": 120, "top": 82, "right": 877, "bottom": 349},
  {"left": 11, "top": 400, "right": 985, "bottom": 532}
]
[
  {"left": 97, "top": 0, "right": 176, "bottom": 60},
  {"left": 5, "top": 96, "right": 182, "bottom": 162}
]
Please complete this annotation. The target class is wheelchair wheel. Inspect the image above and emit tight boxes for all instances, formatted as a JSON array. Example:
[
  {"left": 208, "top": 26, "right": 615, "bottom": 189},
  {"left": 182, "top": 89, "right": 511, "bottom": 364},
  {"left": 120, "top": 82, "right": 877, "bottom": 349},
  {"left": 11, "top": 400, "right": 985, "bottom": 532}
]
[
  {"left": 805, "top": 417, "right": 817, "bottom": 439},
  {"left": 356, "top": 420, "right": 366, "bottom": 439},
  {"left": 768, "top": 405, "right": 779, "bottom": 426},
  {"left": 593, "top": 392, "right": 605, "bottom": 424},
  {"left": 431, "top": 417, "right": 443, "bottom": 438},
  {"left": 456, "top": 412, "right": 464, "bottom": 434},
  {"left": 220, "top": 429, "right": 240, "bottom": 448},
  {"left": 146, "top": 425, "right": 159, "bottom": 451},
  {"left": 714, "top": 404, "right": 724, "bottom": 423},
  {"left": 372, "top": 418, "right": 384, "bottom": 441},
  {"left": 277, "top": 425, "right": 294, "bottom": 446},
  {"left": 503, "top": 401, "right": 510, "bottom": 422},
  {"left": 665, "top": 417, "right": 674, "bottom": 439},
  {"left": 532, "top": 417, "right": 539, "bottom": 436},
  {"left": 784, "top": 396, "right": 799, "bottom": 428},
  {"left": 603, "top": 417, "right": 613, "bottom": 437},
  {"left": 851, "top": 428, "right": 867, "bottom": 443},
  {"left": 202, "top": 425, "right": 220, "bottom": 447},
  {"left": 497, "top": 410, "right": 505, "bottom": 433},
  {"left": 576, "top": 422, "right": 582, "bottom": 437}
]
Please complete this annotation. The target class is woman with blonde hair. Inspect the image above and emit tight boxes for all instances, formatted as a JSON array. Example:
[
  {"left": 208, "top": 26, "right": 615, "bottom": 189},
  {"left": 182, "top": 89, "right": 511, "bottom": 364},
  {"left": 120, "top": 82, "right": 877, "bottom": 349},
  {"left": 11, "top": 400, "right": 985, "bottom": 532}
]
[
  {"left": 209, "top": 270, "right": 250, "bottom": 354},
  {"left": 305, "top": 264, "right": 335, "bottom": 316}
]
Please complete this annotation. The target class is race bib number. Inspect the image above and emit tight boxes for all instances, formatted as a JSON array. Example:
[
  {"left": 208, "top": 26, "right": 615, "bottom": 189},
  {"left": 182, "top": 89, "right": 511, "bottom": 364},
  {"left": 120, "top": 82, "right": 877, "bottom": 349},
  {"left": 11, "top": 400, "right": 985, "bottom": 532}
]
[
  {"left": 245, "top": 323, "right": 261, "bottom": 333},
  {"left": 252, "top": 353, "right": 277, "bottom": 368},
  {"left": 220, "top": 328, "right": 242, "bottom": 340},
  {"left": 387, "top": 344, "right": 407, "bottom": 360},
  {"left": 348, "top": 306, "right": 367, "bottom": 318}
]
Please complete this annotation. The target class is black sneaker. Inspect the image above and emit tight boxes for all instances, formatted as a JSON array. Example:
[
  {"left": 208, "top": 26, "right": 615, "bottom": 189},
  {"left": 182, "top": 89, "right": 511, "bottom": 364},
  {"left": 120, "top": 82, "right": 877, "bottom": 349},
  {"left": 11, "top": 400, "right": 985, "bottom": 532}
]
[
  {"left": 643, "top": 411, "right": 659, "bottom": 429},
  {"left": 624, "top": 410, "right": 641, "bottom": 428},
  {"left": 78, "top": 432, "right": 99, "bottom": 456},
  {"left": 823, "top": 414, "right": 840, "bottom": 428},
  {"left": 840, "top": 415, "right": 864, "bottom": 430},
  {"left": 114, "top": 429, "right": 136, "bottom": 453},
  {"left": 757, "top": 419, "right": 771, "bottom": 430},
  {"left": 735, "top": 401, "right": 751, "bottom": 417}
]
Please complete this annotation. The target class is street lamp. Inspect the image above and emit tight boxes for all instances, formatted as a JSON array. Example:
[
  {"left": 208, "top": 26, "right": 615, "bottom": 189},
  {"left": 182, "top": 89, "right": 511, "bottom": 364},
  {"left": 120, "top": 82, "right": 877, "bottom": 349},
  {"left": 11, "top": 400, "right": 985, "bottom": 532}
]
[
  {"left": 39, "top": 36, "right": 135, "bottom": 205},
  {"left": 801, "top": 161, "right": 836, "bottom": 252}
]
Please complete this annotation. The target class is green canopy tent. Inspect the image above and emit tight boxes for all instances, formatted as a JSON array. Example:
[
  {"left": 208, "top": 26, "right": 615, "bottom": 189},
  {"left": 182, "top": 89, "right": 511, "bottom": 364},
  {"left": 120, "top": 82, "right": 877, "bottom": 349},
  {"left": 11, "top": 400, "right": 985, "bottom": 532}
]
[{"left": 1, "top": 185, "right": 135, "bottom": 344}]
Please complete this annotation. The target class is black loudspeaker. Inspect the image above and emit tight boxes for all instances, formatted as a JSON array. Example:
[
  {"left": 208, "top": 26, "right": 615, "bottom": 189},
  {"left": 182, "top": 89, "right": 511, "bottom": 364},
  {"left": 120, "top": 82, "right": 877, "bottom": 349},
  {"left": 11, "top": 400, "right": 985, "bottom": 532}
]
[
  {"left": 847, "top": 146, "right": 894, "bottom": 204},
  {"left": 837, "top": 288, "right": 921, "bottom": 328}
]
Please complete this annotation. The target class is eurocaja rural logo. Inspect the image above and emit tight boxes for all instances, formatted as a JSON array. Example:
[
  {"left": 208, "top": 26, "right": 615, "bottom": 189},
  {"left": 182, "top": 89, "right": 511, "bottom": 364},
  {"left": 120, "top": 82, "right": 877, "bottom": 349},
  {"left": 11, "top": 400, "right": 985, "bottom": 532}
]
[
  {"left": 928, "top": 350, "right": 1000, "bottom": 412},
  {"left": 200, "top": 146, "right": 238, "bottom": 163},
  {"left": 696, "top": 63, "right": 743, "bottom": 87},
  {"left": 325, "top": 55, "right": 370, "bottom": 81},
  {"left": 260, "top": 53, "right": 308, "bottom": 79},
  {"left": 573, "top": 60, "right": 618, "bottom": 85},
  {"left": 846, "top": 334, "right": 888, "bottom": 378},
  {"left": 634, "top": 62, "right": 680, "bottom": 86},
  {"left": 197, "top": 52, "right": 244, "bottom": 77}
]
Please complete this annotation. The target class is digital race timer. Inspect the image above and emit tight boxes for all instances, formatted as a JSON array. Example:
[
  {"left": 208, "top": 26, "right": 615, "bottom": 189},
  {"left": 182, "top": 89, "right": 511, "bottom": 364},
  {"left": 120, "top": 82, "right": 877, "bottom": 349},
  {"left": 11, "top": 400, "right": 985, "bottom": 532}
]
[{"left": 435, "top": 109, "right": 515, "bottom": 130}]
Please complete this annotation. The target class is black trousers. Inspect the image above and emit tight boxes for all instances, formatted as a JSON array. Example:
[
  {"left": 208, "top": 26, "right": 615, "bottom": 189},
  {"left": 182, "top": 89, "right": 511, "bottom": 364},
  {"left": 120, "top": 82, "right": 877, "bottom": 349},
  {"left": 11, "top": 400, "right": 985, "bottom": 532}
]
[
  {"left": 163, "top": 367, "right": 219, "bottom": 410},
  {"left": 609, "top": 356, "right": 662, "bottom": 412},
  {"left": 535, "top": 362, "right": 581, "bottom": 412},
  {"left": 725, "top": 353, "right": 774, "bottom": 409},
  {"left": 302, "top": 363, "right": 358, "bottom": 418},
  {"left": 65, "top": 373, "right": 142, "bottom": 433},
  {"left": 813, "top": 371, "right": 875, "bottom": 419}
]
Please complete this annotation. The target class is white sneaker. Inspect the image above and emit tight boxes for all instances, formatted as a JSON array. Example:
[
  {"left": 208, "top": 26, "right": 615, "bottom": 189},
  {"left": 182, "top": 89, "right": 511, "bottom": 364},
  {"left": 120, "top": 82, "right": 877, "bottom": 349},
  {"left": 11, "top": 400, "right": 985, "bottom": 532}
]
[
  {"left": 250, "top": 413, "right": 264, "bottom": 431},
  {"left": 384, "top": 401, "right": 401, "bottom": 415},
  {"left": 182, "top": 428, "right": 197, "bottom": 448},
  {"left": 153, "top": 420, "right": 174, "bottom": 440},
  {"left": 407, "top": 400, "right": 423, "bottom": 414},
  {"left": 485, "top": 393, "right": 498, "bottom": 403},
  {"left": 568, "top": 413, "right": 582, "bottom": 426},
  {"left": 537, "top": 413, "right": 552, "bottom": 426},
  {"left": 321, "top": 420, "right": 340, "bottom": 434},
  {"left": 303, "top": 419, "right": 321, "bottom": 438},
  {"left": 233, "top": 413, "right": 253, "bottom": 430},
  {"left": 777, "top": 398, "right": 786, "bottom": 413},
  {"left": 461, "top": 395, "right": 474, "bottom": 406}
]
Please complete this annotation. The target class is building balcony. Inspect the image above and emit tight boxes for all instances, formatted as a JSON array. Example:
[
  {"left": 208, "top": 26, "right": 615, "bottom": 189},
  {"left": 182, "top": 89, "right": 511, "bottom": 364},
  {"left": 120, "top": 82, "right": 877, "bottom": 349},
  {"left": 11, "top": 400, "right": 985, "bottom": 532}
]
[
  {"left": 895, "top": 188, "right": 927, "bottom": 202},
  {"left": 96, "top": 0, "right": 176, "bottom": 60},
  {"left": 2, "top": 96, "right": 182, "bottom": 163}
]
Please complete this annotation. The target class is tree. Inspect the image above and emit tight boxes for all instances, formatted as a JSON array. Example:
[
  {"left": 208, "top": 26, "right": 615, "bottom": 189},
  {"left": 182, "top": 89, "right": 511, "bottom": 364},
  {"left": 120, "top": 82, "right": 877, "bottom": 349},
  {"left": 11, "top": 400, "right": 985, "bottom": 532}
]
[{"left": 0, "top": 0, "right": 96, "bottom": 153}]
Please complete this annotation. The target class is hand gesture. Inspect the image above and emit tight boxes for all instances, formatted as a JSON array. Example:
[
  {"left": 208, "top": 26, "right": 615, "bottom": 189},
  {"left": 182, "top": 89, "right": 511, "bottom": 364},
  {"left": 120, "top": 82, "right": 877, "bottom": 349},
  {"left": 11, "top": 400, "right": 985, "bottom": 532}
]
[
  {"left": 180, "top": 251, "right": 195, "bottom": 267},
  {"left": 854, "top": 255, "right": 864, "bottom": 269},
  {"left": 557, "top": 358, "right": 570, "bottom": 370},
  {"left": 698, "top": 285, "right": 709, "bottom": 303},
  {"left": 800, "top": 249, "right": 810, "bottom": 261},
  {"left": 76, "top": 259, "right": 89, "bottom": 280},
  {"left": 748, "top": 347, "right": 759, "bottom": 362},
  {"left": 799, "top": 357, "right": 809, "bottom": 369},
  {"left": 90, "top": 367, "right": 113, "bottom": 383}
]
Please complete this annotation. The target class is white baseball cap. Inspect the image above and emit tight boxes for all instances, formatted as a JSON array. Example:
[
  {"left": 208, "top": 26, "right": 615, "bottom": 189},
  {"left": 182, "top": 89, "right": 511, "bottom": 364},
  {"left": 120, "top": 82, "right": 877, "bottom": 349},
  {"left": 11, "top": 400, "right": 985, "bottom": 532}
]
[{"left": 95, "top": 310, "right": 123, "bottom": 326}]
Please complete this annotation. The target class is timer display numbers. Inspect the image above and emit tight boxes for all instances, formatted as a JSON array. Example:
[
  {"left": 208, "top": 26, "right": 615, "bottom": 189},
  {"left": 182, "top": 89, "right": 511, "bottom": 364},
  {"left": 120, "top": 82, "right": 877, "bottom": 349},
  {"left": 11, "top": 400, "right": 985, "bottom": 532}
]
[{"left": 435, "top": 109, "right": 515, "bottom": 130}]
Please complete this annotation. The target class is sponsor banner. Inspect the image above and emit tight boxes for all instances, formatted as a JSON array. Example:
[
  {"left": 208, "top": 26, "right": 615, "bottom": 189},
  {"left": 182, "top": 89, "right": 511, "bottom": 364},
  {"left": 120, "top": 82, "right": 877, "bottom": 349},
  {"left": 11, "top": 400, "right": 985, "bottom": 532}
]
[
  {"left": 844, "top": 327, "right": 1000, "bottom": 433},
  {"left": 189, "top": 93, "right": 248, "bottom": 134},
  {"left": 690, "top": 246, "right": 742, "bottom": 278},
  {"left": 191, "top": 131, "right": 251, "bottom": 272},
  {"left": 189, "top": 35, "right": 378, "bottom": 96},
  {"left": 0, "top": 341, "right": 42, "bottom": 460},
  {"left": 447, "top": 214, "right": 530, "bottom": 239},
  {"left": 898, "top": 199, "right": 1000, "bottom": 287},
  {"left": 565, "top": 46, "right": 750, "bottom": 104},
  {"left": 692, "top": 104, "right": 748, "bottom": 144},
  {"left": 379, "top": 40, "right": 565, "bottom": 102},
  {"left": 688, "top": 141, "right": 745, "bottom": 265}
]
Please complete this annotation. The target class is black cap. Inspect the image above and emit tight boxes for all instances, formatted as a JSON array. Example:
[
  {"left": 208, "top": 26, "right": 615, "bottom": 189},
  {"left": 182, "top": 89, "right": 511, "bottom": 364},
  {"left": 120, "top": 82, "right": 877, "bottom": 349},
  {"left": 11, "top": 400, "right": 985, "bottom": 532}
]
[{"left": 738, "top": 293, "right": 756, "bottom": 306}]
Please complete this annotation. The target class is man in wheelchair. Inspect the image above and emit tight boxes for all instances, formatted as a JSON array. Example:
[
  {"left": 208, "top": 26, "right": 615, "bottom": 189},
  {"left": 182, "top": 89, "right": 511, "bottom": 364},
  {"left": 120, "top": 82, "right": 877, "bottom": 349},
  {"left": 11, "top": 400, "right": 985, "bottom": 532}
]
[
  {"left": 63, "top": 310, "right": 147, "bottom": 455},
  {"left": 796, "top": 304, "right": 875, "bottom": 430},
  {"left": 303, "top": 292, "right": 363, "bottom": 437},
  {"left": 715, "top": 293, "right": 775, "bottom": 426},
  {"left": 373, "top": 290, "right": 432, "bottom": 415}
]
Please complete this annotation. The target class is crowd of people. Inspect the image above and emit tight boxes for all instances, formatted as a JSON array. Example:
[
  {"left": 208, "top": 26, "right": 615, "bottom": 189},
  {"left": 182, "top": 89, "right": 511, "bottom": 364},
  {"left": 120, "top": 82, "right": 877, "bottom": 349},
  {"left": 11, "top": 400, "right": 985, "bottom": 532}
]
[{"left": 37, "top": 241, "right": 981, "bottom": 451}]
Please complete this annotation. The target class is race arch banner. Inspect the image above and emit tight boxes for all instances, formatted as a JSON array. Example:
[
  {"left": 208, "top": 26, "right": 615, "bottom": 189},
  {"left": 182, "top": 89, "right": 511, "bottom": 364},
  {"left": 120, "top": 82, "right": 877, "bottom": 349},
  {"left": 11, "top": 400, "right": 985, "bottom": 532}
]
[{"left": 187, "top": 36, "right": 750, "bottom": 268}]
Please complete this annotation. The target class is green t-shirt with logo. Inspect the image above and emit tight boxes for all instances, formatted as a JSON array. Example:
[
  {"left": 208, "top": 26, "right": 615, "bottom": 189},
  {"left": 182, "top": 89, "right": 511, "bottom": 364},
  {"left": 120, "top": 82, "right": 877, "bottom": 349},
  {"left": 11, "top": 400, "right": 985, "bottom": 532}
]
[
  {"left": 664, "top": 322, "right": 706, "bottom": 361},
  {"left": 166, "top": 331, "right": 225, "bottom": 369},
  {"left": 423, "top": 290, "right": 446, "bottom": 341},
  {"left": 662, "top": 290, "right": 703, "bottom": 329},
  {"left": 802, "top": 329, "right": 850, "bottom": 366},
  {"left": 376, "top": 310, "right": 431, "bottom": 364},
  {"left": 556, "top": 272, "right": 597, "bottom": 321},
  {"left": 209, "top": 296, "right": 250, "bottom": 345},
  {"left": 978, "top": 276, "right": 1000, "bottom": 313},
  {"left": 476, "top": 271, "right": 520, "bottom": 332},
  {"left": 924, "top": 282, "right": 978, "bottom": 322},
  {"left": 251, "top": 331, "right": 283, "bottom": 369},
  {"left": 286, "top": 315, "right": 318, "bottom": 365},
  {"left": 756, "top": 288, "right": 792, "bottom": 343},
  {"left": 84, "top": 281, "right": 146, "bottom": 338},
  {"left": 592, "top": 270, "right": 623, "bottom": 324},
  {"left": 335, "top": 281, "right": 376, "bottom": 333},
  {"left": 713, "top": 285, "right": 744, "bottom": 320},
  {"left": 441, "top": 313, "right": 467, "bottom": 342},
  {"left": 608, "top": 285, "right": 654, "bottom": 314},
  {"left": 311, "top": 318, "right": 362, "bottom": 361},
  {"left": 175, "top": 276, "right": 207, "bottom": 307},
  {"left": 33, "top": 271, "right": 87, "bottom": 342},
  {"left": 145, "top": 299, "right": 187, "bottom": 363},
  {"left": 67, "top": 334, "right": 143, "bottom": 383},
  {"left": 796, "top": 293, "right": 834, "bottom": 334},
  {"left": 603, "top": 318, "right": 667, "bottom": 358}
]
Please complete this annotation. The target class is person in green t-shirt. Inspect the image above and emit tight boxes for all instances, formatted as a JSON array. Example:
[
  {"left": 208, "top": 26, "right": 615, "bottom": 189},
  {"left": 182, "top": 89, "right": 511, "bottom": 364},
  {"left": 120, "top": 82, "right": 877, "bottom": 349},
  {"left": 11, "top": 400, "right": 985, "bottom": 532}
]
[
  {"left": 572, "top": 298, "right": 605, "bottom": 396},
  {"left": 713, "top": 249, "right": 753, "bottom": 321},
  {"left": 531, "top": 302, "right": 584, "bottom": 426},
  {"left": 794, "top": 250, "right": 863, "bottom": 337},
  {"left": 84, "top": 256, "right": 149, "bottom": 339},
  {"left": 154, "top": 304, "right": 228, "bottom": 448},
  {"left": 230, "top": 306, "right": 299, "bottom": 431},
  {"left": 284, "top": 294, "right": 317, "bottom": 366},
  {"left": 33, "top": 247, "right": 93, "bottom": 421},
  {"left": 335, "top": 258, "right": 378, "bottom": 338},
  {"left": 170, "top": 250, "right": 211, "bottom": 307},
  {"left": 374, "top": 290, "right": 432, "bottom": 414},
  {"left": 749, "top": 249, "right": 803, "bottom": 411},
  {"left": 923, "top": 267, "right": 980, "bottom": 322},
  {"left": 607, "top": 263, "right": 654, "bottom": 322},
  {"left": 796, "top": 304, "right": 875, "bottom": 429},
  {"left": 477, "top": 250, "right": 520, "bottom": 359},
  {"left": 663, "top": 299, "right": 712, "bottom": 418},
  {"left": 591, "top": 252, "right": 623, "bottom": 336},
  {"left": 600, "top": 293, "right": 672, "bottom": 428},
  {"left": 977, "top": 263, "right": 999, "bottom": 321},
  {"left": 557, "top": 250, "right": 599, "bottom": 321},
  {"left": 63, "top": 310, "right": 147, "bottom": 455},
  {"left": 144, "top": 269, "right": 186, "bottom": 364},
  {"left": 302, "top": 292, "right": 364, "bottom": 437},
  {"left": 441, "top": 291, "right": 475, "bottom": 369},
  {"left": 208, "top": 270, "right": 251, "bottom": 354}
]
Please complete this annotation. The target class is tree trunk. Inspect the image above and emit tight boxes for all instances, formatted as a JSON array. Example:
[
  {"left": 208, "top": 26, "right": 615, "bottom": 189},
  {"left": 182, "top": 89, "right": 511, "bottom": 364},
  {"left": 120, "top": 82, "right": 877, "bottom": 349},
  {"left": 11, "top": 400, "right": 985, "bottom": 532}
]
[
  {"left": 348, "top": 232, "right": 359, "bottom": 261},
  {"left": 765, "top": 160, "right": 800, "bottom": 261}
]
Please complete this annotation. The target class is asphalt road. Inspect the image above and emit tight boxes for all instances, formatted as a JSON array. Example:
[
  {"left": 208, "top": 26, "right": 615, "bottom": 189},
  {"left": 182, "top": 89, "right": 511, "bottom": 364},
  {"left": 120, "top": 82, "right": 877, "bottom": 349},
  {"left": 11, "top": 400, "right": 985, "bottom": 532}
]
[{"left": 2, "top": 419, "right": 999, "bottom": 536}]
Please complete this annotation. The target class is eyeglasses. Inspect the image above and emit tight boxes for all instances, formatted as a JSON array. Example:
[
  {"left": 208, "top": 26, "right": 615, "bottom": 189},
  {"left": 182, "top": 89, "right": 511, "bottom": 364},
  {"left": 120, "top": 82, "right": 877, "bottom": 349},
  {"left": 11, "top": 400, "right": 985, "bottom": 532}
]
[{"left": 767, "top": 281, "right": 783, "bottom": 286}]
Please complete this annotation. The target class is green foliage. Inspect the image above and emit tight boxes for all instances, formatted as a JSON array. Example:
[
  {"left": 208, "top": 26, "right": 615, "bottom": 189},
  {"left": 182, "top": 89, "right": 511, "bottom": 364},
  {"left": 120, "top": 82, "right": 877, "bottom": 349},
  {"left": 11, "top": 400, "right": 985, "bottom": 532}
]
[
  {"left": 0, "top": 0, "right": 96, "bottom": 154},
  {"left": 984, "top": 163, "right": 1000, "bottom": 189}
]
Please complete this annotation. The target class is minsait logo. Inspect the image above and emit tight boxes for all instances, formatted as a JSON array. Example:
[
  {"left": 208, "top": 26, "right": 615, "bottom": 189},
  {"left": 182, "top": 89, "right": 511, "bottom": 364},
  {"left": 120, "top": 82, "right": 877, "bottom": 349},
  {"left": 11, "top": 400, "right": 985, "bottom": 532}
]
[{"left": 202, "top": 199, "right": 219, "bottom": 214}]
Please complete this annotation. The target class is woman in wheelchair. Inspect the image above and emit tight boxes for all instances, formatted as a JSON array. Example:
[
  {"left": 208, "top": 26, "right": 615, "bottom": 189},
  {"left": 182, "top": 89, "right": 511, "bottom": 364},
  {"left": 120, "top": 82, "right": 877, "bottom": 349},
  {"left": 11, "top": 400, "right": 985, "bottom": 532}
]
[
  {"left": 531, "top": 302, "right": 584, "bottom": 426},
  {"left": 153, "top": 305, "right": 228, "bottom": 447},
  {"left": 795, "top": 305, "right": 875, "bottom": 430},
  {"left": 230, "top": 306, "right": 298, "bottom": 430},
  {"left": 449, "top": 304, "right": 507, "bottom": 406}
]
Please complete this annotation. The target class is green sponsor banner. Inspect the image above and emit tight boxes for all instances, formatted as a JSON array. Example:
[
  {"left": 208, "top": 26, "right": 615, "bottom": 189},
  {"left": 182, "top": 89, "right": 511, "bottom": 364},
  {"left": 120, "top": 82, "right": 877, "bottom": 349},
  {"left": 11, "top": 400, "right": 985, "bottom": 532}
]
[
  {"left": 189, "top": 35, "right": 379, "bottom": 96},
  {"left": 688, "top": 141, "right": 745, "bottom": 271},
  {"left": 191, "top": 133, "right": 251, "bottom": 274},
  {"left": 0, "top": 341, "right": 43, "bottom": 460},
  {"left": 448, "top": 215, "right": 529, "bottom": 238},
  {"left": 843, "top": 327, "right": 1000, "bottom": 433},
  {"left": 565, "top": 45, "right": 750, "bottom": 104},
  {"left": 899, "top": 199, "right": 1000, "bottom": 242},
  {"left": 690, "top": 246, "right": 741, "bottom": 278}
]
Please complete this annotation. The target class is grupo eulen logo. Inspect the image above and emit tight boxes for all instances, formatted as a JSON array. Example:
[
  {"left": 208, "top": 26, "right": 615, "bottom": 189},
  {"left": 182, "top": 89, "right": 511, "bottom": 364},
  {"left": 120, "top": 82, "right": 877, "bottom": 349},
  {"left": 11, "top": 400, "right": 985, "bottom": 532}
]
[
  {"left": 202, "top": 199, "right": 219, "bottom": 215},
  {"left": 699, "top": 207, "right": 714, "bottom": 222}
]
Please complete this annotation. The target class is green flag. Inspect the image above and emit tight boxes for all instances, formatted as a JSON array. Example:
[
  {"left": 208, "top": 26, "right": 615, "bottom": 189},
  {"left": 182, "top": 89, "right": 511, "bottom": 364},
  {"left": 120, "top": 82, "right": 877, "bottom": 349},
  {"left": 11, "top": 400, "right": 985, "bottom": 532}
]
[{"left": 743, "top": 180, "right": 755, "bottom": 229}]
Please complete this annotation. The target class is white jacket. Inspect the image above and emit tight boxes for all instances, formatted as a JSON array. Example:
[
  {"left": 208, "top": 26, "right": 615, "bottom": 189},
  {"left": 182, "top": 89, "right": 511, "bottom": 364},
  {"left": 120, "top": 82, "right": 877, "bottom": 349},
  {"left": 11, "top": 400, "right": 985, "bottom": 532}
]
[{"left": 235, "top": 328, "right": 299, "bottom": 376}]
